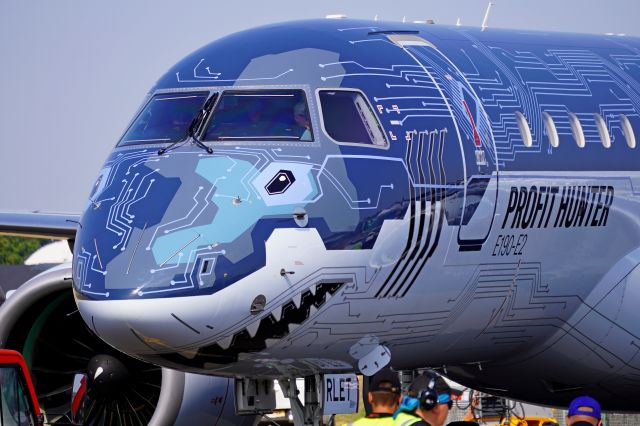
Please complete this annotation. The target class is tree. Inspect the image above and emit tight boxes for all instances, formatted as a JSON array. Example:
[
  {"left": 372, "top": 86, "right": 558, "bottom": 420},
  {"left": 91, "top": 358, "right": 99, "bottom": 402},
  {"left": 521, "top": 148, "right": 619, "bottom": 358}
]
[{"left": 0, "top": 236, "right": 48, "bottom": 265}]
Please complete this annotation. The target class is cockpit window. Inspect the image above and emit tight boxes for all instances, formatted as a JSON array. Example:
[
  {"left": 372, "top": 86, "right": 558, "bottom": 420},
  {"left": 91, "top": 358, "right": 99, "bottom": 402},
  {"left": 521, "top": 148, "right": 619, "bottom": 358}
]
[
  {"left": 203, "top": 90, "right": 313, "bottom": 142},
  {"left": 319, "top": 90, "right": 387, "bottom": 147},
  {"left": 118, "top": 92, "right": 209, "bottom": 146}
]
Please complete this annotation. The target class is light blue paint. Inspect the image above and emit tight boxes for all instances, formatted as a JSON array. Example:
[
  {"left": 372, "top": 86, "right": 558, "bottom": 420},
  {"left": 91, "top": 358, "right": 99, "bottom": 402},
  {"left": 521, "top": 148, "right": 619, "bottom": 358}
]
[
  {"left": 151, "top": 156, "right": 304, "bottom": 264},
  {"left": 305, "top": 168, "right": 319, "bottom": 201},
  {"left": 251, "top": 162, "right": 318, "bottom": 206}
]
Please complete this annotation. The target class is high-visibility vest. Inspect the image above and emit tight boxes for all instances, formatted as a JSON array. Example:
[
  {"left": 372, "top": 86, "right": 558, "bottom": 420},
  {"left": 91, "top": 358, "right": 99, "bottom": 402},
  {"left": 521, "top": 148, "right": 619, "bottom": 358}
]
[
  {"left": 393, "top": 411, "right": 425, "bottom": 426},
  {"left": 345, "top": 414, "right": 397, "bottom": 426}
]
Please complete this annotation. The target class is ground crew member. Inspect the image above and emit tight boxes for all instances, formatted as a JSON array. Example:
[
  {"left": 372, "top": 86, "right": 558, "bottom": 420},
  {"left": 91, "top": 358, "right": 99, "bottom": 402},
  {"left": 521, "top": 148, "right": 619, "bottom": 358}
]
[
  {"left": 566, "top": 396, "right": 602, "bottom": 426},
  {"left": 345, "top": 367, "right": 402, "bottom": 425},
  {"left": 393, "top": 370, "right": 452, "bottom": 426}
]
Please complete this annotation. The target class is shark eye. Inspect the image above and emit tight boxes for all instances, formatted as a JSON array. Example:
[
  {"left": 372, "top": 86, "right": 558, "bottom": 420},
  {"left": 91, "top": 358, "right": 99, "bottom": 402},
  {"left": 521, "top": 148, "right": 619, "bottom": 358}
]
[{"left": 265, "top": 170, "right": 295, "bottom": 195}]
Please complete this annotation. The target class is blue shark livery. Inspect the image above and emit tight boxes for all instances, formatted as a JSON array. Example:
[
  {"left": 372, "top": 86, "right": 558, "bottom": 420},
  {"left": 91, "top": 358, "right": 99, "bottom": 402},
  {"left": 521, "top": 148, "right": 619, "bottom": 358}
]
[{"left": 9, "top": 19, "right": 640, "bottom": 413}]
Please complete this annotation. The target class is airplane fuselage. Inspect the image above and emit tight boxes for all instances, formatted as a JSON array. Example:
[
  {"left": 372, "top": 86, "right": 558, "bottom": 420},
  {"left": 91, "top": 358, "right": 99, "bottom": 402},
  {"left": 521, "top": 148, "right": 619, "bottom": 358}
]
[{"left": 73, "top": 19, "right": 640, "bottom": 409}]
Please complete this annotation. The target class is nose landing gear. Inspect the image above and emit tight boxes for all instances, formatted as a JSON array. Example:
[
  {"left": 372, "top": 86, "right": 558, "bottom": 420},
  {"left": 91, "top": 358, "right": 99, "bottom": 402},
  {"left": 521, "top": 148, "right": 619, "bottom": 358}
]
[
  {"left": 278, "top": 375, "right": 323, "bottom": 426},
  {"left": 235, "top": 373, "right": 359, "bottom": 425},
  {"left": 235, "top": 374, "right": 342, "bottom": 426}
]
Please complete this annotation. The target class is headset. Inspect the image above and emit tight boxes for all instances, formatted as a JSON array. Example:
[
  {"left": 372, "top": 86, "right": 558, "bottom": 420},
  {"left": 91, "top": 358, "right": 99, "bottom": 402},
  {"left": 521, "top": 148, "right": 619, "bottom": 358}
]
[
  {"left": 393, "top": 370, "right": 440, "bottom": 419},
  {"left": 416, "top": 371, "right": 439, "bottom": 411}
]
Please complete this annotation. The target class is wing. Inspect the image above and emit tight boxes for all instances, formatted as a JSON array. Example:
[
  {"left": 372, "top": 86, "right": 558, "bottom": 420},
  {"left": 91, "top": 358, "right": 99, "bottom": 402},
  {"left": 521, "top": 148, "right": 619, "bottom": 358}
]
[{"left": 0, "top": 211, "right": 80, "bottom": 240}]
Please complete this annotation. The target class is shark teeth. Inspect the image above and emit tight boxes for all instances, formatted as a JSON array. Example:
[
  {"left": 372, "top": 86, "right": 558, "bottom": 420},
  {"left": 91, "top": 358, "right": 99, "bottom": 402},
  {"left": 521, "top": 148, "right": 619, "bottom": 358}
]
[
  {"left": 204, "top": 283, "right": 346, "bottom": 357},
  {"left": 271, "top": 306, "right": 283, "bottom": 321},
  {"left": 217, "top": 336, "right": 233, "bottom": 350},
  {"left": 246, "top": 321, "right": 260, "bottom": 338},
  {"left": 308, "top": 305, "right": 318, "bottom": 317},
  {"left": 291, "top": 293, "right": 302, "bottom": 308}
]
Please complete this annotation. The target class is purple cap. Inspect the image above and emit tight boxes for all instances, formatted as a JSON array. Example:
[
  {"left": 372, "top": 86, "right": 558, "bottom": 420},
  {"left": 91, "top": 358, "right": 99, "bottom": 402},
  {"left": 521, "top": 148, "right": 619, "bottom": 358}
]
[{"left": 568, "top": 396, "right": 601, "bottom": 420}]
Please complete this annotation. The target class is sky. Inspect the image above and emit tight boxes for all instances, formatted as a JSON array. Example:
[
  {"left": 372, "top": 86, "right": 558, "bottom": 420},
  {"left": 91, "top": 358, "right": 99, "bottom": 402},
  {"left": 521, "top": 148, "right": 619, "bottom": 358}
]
[{"left": 1, "top": 0, "right": 639, "bottom": 212}]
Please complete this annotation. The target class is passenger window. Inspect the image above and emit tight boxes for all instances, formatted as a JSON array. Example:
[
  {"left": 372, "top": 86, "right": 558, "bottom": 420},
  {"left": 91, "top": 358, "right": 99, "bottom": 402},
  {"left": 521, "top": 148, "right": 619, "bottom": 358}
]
[
  {"left": 119, "top": 92, "right": 209, "bottom": 146},
  {"left": 594, "top": 113, "right": 611, "bottom": 148},
  {"left": 203, "top": 90, "right": 313, "bottom": 142},
  {"left": 318, "top": 90, "right": 387, "bottom": 147},
  {"left": 568, "top": 112, "right": 586, "bottom": 148},
  {"left": 620, "top": 114, "right": 636, "bottom": 148},
  {"left": 515, "top": 111, "right": 532, "bottom": 147},
  {"left": 542, "top": 112, "right": 559, "bottom": 148}
]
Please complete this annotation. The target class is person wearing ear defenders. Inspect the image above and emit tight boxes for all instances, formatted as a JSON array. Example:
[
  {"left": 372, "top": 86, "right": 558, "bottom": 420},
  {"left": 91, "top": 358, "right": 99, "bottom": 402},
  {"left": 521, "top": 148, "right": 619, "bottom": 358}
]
[{"left": 393, "top": 371, "right": 452, "bottom": 426}]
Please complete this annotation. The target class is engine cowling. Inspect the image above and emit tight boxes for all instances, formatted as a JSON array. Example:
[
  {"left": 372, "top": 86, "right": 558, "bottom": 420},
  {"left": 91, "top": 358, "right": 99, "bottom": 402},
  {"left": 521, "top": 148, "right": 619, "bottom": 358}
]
[{"left": 0, "top": 263, "right": 257, "bottom": 425}]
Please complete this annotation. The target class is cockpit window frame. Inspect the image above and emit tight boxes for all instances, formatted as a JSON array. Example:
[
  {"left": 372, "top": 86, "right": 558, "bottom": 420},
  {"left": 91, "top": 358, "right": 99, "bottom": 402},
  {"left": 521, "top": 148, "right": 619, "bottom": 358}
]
[
  {"left": 201, "top": 88, "right": 316, "bottom": 144},
  {"left": 116, "top": 90, "right": 210, "bottom": 148},
  {"left": 316, "top": 88, "right": 390, "bottom": 150},
  {"left": 115, "top": 86, "right": 319, "bottom": 149}
]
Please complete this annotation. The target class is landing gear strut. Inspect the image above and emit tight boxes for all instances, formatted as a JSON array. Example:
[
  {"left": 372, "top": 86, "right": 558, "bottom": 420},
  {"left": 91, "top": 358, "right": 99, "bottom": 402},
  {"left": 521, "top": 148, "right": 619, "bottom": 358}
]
[{"left": 278, "top": 375, "right": 325, "bottom": 426}]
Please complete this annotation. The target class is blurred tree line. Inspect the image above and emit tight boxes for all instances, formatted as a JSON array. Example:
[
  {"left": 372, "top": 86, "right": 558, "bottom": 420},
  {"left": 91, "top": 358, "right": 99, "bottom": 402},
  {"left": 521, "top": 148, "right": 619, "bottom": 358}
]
[{"left": 0, "top": 236, "right": 48, "bottom": 264}]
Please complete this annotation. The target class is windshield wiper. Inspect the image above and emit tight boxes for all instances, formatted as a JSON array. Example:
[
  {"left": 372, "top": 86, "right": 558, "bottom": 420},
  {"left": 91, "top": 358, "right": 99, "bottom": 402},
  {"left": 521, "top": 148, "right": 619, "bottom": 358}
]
[
  {"left": 188, "top": 94, "right": 218, "bottom": 154},
  {"left": 157, "top": 139, "right": 187, "bottom": 156},
  {"left": 191, "top": 137, "right": 213, "bottom": 154},
  {"left": 158, "top": 94, "right": 217, "bottom": 156}
]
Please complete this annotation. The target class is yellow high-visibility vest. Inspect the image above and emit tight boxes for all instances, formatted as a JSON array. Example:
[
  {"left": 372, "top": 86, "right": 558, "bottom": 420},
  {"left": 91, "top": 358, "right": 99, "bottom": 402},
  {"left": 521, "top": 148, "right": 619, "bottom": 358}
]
[
  {"left": 345, "top": 414, "right": 397, "bottom": 426},
  {"left": 393, "top": 411, "right": 425, "bottom": 426}
]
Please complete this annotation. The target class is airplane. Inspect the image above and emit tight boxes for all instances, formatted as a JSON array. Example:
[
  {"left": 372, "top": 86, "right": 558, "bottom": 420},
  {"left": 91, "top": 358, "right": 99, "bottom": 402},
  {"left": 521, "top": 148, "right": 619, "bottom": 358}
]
[{"left": 2, "top": 15, "right": 640, "bottom": 424}]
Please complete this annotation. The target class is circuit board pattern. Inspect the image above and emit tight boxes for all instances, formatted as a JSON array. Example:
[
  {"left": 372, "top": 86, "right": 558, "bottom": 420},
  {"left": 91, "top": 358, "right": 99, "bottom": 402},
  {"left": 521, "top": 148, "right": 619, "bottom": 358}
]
[{"left": 71, "top": 20, "right": 640, "bottom": 410}]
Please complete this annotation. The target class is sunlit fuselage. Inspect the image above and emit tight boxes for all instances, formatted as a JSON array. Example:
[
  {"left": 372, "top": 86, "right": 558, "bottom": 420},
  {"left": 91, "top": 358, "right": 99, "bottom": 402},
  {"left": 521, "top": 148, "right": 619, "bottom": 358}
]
[{"left": 73, "top": 19, "right": 640, "bottom": 410}]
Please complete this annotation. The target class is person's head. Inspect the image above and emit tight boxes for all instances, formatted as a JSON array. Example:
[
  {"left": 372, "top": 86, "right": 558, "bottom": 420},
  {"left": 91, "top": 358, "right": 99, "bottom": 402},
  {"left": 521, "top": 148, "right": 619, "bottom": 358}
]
[
  {"left": 408, "top": 371, "right": 452, "bottom": 426},
  {"left": 567, "top": 396, "right": 602, "bottom": 426},
  {"left": 293, "top": 102, "right": 310, "bottom": 129},
  {"left": 367, "top": 367, "right": 402, "bottom": 413}
]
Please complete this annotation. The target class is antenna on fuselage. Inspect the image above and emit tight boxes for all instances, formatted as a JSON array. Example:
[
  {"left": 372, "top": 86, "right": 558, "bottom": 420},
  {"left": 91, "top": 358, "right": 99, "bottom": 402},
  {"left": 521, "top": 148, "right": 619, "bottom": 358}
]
[{"left": 481, "top": 2, "right": 494, "bottom": 31}]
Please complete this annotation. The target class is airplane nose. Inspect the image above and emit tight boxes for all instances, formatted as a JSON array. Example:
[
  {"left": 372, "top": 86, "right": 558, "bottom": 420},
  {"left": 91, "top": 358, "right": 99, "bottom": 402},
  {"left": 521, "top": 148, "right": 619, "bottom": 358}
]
[
  {"left": 73, "top": 146, "right": 323, "bottom": 371},
  {"left": 76, "top": 296, "right": 220, "bottom": 356},
  {"left": 76, "top": 275, "right": 347, "bottom": 374},
  {"left": 74, "top": 274, "right": 275, "bottom": 367},
  {"left": 73, "top": 150, "right": 228, "bottom": 300},
  {"left": 74, "top": 148, "right": 318, "bottom": 302}
]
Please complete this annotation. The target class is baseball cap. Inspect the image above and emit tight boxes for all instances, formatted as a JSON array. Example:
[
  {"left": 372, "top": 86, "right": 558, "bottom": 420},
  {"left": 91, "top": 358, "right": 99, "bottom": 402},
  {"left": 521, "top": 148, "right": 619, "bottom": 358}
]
[
  {"left": 369, "top": 367, "right": 401, "bottom": 394},
  {"left": 568, "top": 396, "right": 601, "bottom": 420}
]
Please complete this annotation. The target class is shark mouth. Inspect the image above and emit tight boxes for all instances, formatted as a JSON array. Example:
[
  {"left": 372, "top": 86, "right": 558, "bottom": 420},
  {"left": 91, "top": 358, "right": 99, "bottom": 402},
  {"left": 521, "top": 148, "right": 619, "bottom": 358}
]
[{"left": 150, "top": 281, "right": 345, "bottom": 369}]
